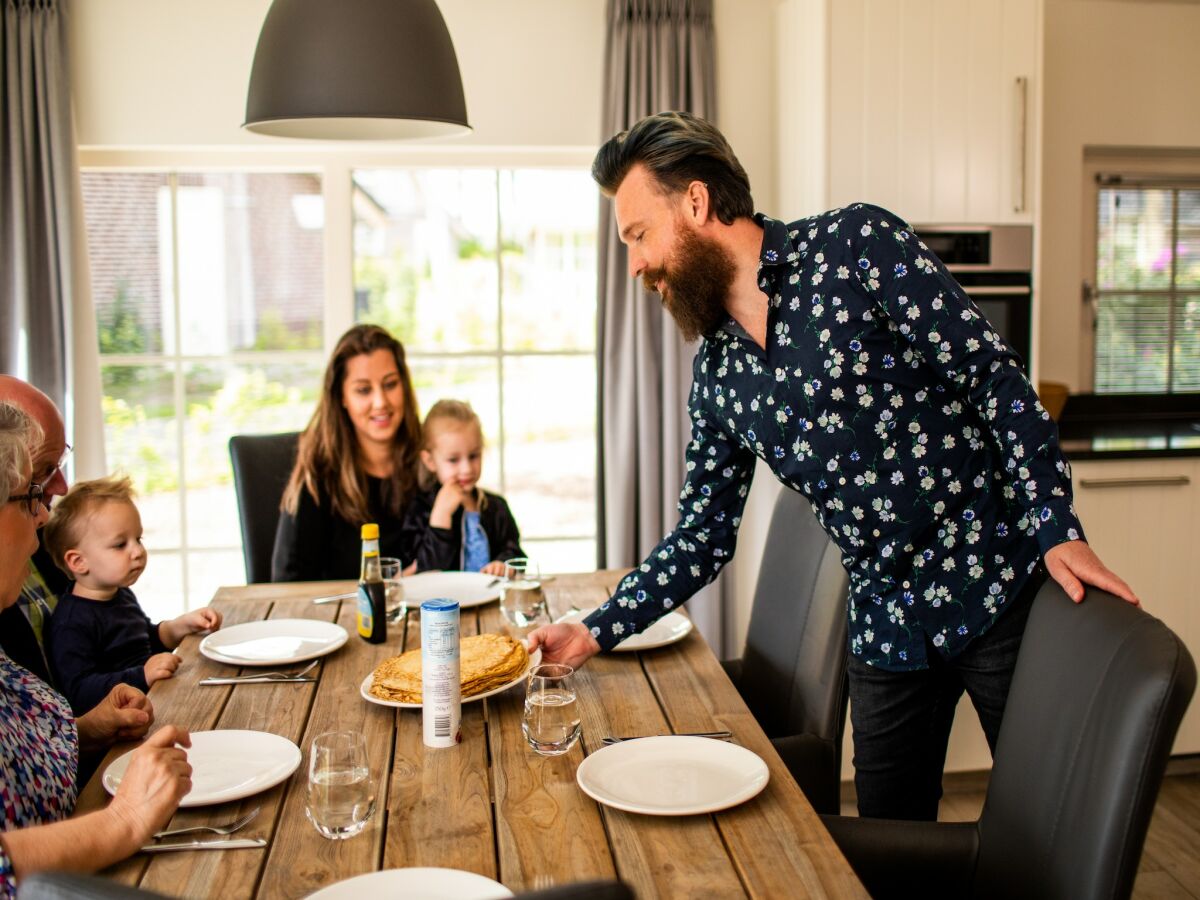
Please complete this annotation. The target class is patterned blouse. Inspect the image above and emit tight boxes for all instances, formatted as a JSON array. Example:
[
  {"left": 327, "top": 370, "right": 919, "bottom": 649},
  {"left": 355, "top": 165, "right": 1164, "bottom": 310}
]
[
  {"left": 585, "top": 205, "right": 1083, "bottom": 671},
  {"left": 0, "top": 650, "right": 79, "bottom": 897}
]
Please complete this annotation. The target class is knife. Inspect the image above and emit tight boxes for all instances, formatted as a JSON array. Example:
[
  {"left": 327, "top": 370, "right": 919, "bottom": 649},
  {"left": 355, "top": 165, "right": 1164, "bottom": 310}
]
[
  {"left": 601, "top": 730, "right": 732, "bottom": 744},
  {"left": 312, "top": 591, "right": 357, "bottom": 605},
  {"left": 140, "top": 837, "right": 267, "bottom": 853},
  {"left": 199, "top": 676, "right": 317, "bottom": 686}
]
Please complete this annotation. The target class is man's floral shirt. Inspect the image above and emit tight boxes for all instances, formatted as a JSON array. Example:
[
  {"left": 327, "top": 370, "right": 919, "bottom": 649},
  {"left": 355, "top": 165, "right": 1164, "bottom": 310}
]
[{"left": 584, "top": 205, "right": 1082, "bottom": 670}]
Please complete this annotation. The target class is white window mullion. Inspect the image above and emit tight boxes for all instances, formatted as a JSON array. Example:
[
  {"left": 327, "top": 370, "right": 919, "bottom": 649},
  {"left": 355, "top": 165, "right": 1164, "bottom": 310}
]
[
  {"left": 495, "top": 169, "right": 507, "bottom": 497},
  {"left": 324, "top": 161, "right": 355, "bottom": 352},
  {"left": 168, "top": 173, "right": 191, "bottom": 611}
]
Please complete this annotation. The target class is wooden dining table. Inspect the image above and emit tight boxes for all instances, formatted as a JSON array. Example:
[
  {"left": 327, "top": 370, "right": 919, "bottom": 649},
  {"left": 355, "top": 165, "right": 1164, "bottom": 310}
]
[{"left": 76, "top": 572, "right": 867, "bottom": 899}]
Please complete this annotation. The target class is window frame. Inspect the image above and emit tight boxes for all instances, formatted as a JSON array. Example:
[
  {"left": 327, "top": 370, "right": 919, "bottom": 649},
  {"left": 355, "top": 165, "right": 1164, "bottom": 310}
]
[{"left": 1081, "top": 150, "right": 1200, "bottom": 392}]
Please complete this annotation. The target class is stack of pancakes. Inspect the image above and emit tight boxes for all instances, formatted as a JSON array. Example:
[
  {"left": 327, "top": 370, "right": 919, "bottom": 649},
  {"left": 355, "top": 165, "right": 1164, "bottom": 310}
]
[{"left": 369, "top": 633, "right": 529, "bottom": 704}]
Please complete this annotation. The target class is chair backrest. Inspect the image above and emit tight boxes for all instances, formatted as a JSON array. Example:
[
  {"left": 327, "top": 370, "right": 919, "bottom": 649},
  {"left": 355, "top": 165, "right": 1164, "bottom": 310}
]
[
  {"left": 228, "top": 432, "right": 300, "bottom": 584},
  {"left": 976, "top": 581, "right": 1196, "bottom": 900},
  {"left": 738, "top": 487, "right": 850, "bottom": 741}
]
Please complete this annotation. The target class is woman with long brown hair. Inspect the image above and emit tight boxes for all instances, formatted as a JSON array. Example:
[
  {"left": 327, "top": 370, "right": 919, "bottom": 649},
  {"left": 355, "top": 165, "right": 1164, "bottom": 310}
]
[{"left": 272, "top": 325, "right": 422, "bottom": 581}]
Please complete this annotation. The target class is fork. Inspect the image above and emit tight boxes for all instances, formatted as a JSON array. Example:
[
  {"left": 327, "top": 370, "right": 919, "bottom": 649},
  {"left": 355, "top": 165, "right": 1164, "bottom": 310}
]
[
  {"left": 199, "top": 660, "right": 318, "bottom": 685},
  {"left": 152, "top": 806, "right": 260, "bottom": 841}
]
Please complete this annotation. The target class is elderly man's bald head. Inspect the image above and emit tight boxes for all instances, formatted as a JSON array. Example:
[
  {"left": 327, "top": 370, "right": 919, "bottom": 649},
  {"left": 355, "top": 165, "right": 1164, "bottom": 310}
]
[{"left": 0, "top": 376, "right": 68, "bottom": 500}]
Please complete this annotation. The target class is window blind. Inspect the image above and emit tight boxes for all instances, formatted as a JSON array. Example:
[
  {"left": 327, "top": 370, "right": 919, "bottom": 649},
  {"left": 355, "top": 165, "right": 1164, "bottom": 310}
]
[{"left": 1094, "top": 185, "right": 1200, "bottom": 393}]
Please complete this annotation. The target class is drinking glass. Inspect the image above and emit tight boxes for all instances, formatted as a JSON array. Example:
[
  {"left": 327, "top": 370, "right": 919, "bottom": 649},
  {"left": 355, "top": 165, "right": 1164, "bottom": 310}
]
[
  {"left": 499, "top": 557, "right": 547, "bottom": 636},
  {"left": 522, "top": 664, "right": 581, "bottom": 756},
  {"left": 305, "top": 731, "right": 375, "bottom": 839},
  {"left": 379, "top": 556, "right": 406, "bottom": 621}
]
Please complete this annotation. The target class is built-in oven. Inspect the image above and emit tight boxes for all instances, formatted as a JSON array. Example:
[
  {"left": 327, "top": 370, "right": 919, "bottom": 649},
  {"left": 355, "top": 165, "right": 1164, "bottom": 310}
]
[{"left": 912, "top": 224, "right": 1033, "bottom": 371}]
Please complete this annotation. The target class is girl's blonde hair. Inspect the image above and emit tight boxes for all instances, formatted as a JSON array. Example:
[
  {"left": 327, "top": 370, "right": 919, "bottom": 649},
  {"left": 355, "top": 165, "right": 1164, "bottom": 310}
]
[
  {"left": 282, "top": 324, "right": 422, "bottom": 521},
  {"left": 419, "top": 399, "right": 484, "bottom": 493},
  {"left": 43, "top": 474, "right": 137, "bottom": 574}
]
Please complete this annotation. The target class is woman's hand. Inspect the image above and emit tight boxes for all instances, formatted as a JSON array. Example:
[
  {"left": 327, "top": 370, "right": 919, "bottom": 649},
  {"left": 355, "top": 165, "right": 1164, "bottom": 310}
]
[
  {"left": 76, "top": 684, "right": 154, "bottom": 752},
  {"left": 104, "top": 725, "right": 193, "bottom": 845},
  {"left": 526, "top": 623, "right": 601, "bottom": 670},
  {"left": 0, "top": 726, "right": 191, "bottom": 880},
  {"left": 481, "top": 560, "right": 507, "bottom": 577}
]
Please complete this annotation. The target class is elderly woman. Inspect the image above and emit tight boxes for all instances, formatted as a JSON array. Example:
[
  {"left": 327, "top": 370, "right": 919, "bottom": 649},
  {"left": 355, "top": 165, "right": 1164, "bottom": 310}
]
[{"left": 0, "top": 402, "right": 192, "bottom": 896}]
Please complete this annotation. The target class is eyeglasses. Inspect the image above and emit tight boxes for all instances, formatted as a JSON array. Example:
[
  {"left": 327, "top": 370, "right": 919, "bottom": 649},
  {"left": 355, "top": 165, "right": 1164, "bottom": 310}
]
[
  {"left": 36, "top": 443, "right": 72, "bottom": 492},
  {"left": 8, "top": 482, "right": 46, "bottom": 517}
]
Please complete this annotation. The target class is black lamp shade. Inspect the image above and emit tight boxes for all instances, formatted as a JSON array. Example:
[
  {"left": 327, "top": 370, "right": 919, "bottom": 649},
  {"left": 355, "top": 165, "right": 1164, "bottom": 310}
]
[{"left": 243, "top": 0, "right": 470, "bottom": 140}]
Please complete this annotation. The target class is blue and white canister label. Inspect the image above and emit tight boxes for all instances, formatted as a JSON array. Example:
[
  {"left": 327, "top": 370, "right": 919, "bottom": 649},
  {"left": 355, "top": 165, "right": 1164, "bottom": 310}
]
[{"left": 420, "top": 599, "right": 461, "bottom": 748}]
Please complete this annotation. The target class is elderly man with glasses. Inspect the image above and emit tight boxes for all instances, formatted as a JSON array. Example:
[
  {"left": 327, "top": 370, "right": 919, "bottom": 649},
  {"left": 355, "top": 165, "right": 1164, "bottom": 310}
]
[{"left": 0, "top": 376, "right": 73, "bottom": 685}]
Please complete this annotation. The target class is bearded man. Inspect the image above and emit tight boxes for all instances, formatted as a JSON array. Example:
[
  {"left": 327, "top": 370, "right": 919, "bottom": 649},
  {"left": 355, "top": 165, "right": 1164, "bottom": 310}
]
[{"left": 528, "top": 111, "right": 1137, "bottom": 821}]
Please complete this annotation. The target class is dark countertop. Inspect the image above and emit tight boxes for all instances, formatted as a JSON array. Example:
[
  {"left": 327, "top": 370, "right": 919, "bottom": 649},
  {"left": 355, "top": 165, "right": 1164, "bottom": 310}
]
[{"left": 1056, "top": 393, "right": 1200, "bottom": 461}]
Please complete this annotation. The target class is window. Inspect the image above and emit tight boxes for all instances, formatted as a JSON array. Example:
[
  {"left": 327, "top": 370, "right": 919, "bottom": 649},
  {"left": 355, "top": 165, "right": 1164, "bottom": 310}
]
[
  {"left": 1093, "top": 182, "right": 1200, "bottom": 393},
  {"left": 81, "top": 171, "right": 326, "bottom": 620},
  {"left": 352, "top": 169, "right": 598, "bottom": 573},
  {"left": 80, "top": 161, "right": 599, "bottom": 617}
]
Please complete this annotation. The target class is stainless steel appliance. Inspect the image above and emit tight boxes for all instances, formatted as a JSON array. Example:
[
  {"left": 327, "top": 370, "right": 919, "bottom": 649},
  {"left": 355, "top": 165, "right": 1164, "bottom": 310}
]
[{"left": 912, "top": 224, "right": 1033, "bottom": 370}]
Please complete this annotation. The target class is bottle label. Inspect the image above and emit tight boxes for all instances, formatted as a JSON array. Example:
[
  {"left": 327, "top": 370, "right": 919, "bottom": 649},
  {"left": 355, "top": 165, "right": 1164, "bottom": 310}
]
[{"left": 357, "top": 584, "right": 374, "bottom": 638}]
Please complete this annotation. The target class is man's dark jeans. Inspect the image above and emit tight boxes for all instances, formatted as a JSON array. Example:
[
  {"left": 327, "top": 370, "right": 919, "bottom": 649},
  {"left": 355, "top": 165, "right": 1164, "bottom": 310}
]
[{"left": 847, "top": 566, "right": 1048, "bottom": 820}]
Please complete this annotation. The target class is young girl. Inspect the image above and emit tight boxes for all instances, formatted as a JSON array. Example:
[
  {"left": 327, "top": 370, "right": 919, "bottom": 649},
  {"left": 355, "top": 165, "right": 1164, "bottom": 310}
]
[{"left": 402, "top": 400, "right": 524, "bottom": 574}]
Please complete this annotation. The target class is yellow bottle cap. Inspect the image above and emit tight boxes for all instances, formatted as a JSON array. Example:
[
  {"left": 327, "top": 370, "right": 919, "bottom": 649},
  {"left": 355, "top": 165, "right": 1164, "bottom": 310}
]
[{"left": 361, "top": 523, "right": 379, "bottom": 540}]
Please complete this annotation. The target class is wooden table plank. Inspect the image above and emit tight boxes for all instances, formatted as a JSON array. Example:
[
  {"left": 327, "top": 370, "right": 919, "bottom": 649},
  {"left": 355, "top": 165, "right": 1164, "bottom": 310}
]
[
  {"left": 581, "top": 675, "right": 747, "bottom": 888},
  {"left": 74, "top": 587, "right": 279, "bottom": 887},
  {"left": 481, "top": 599, "right": 619, "bottom": 893},
  {"left": 137, "top": 593, "right": 339, "bottom": 898},
  {"left": 381, "top": 606, "right": 498, "bottom": 878},
  {"left": 255, "top": 596, "right": 400, "bottom": 900},
  {"left": 643, "top": 636, "right": 869, "bottom": 899}
]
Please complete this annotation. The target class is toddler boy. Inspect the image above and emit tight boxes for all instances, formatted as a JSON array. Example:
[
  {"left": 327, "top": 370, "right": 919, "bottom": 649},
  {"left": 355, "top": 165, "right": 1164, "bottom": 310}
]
[{"left": 44, "top": 474, "right": 222, "bottom": 713}]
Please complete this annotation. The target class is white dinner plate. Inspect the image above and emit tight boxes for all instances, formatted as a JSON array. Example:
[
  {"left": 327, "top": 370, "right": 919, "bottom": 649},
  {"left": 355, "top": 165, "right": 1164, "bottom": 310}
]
[
  {"left": 304, "top": 867, "right": 513, "bottom": 900},
  {"left": 554, "top": 608, "right": 693, "bottom": 652},
  {"left": 576, "top": 735, "right": 769, "bottom": 816},
  {"left": 199, "top": 619, "right": 348, "bottom": 667},
  {"left": 103, "top": 730, "right": 301, "bottom": 807},
  {"left": 401, "top": 571, "right": 502, "bottom": 608},
  {"left": 360, "top": 648, "right": 541, "bottom": 709}
]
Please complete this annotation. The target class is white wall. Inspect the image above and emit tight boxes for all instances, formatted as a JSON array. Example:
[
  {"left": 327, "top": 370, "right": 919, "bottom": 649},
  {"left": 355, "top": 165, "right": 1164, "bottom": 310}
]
[
  {"left": 1038, "top": 0, "right": 1200, "bottom": 389},
  {"left": 70, "top": 0, "right": 605, "bottom": 149},
  {"left": 69, "top": 0, "right": 777, "bottom": 188}
]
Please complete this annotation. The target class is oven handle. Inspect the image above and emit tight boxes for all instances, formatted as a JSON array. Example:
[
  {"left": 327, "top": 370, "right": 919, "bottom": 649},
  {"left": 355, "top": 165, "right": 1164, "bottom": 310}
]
[{"left": 962, "top": 286, "right": 1031, "bottom": 296}]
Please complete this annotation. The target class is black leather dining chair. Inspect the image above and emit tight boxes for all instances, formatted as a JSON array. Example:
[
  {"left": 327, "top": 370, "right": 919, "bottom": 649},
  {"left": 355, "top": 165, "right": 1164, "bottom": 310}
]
[
  {"left": 721, "top": 486, "right": 850, "bottom": 815},
  {"left": 821, "top": 580, "right": 1196, "bottom": 900},
  {"left": 228, "top": 431, "right": 299, "bottom": 584}
]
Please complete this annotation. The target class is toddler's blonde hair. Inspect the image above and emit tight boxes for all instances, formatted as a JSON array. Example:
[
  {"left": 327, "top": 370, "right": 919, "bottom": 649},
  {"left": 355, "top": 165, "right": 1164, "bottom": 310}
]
[{"left": 43, "top": 474, "right": 137, "bottom": 575}]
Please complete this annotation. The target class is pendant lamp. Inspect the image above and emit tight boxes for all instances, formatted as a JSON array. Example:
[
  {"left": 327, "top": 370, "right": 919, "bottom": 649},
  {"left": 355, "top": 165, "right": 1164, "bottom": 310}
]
[{"left": 243, "top": 0, "right": 470, "bottom": 140}]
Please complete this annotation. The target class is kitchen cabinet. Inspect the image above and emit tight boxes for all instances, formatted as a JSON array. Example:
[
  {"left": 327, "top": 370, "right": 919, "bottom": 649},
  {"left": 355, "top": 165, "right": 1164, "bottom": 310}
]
[
  {"left": 826, "top": 0, "right": 1039, "bottom": 224},
  {"left": 1070, "top": 457, "right": 1200, "bottom": 754}
]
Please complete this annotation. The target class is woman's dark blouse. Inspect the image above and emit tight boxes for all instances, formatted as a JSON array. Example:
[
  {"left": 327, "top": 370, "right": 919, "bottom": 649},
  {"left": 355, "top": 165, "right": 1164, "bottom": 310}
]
[{"left": 271, "top": 475, "right": 415, "bottom": 580}]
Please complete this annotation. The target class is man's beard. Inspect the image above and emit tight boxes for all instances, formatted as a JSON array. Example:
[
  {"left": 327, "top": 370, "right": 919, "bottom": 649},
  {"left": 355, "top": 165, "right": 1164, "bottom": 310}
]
[{"left": 642, "top": 226, "right": 736, "bottom": 342}]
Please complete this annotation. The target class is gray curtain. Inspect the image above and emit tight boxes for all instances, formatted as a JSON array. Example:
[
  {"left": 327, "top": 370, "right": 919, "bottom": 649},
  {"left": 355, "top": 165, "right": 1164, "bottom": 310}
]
[
  {"left": 597, "top": 0, "right": 730, "bottom": 653},
  {"left": 1, "top": 0, "right": 79, "bottom": 413}
]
